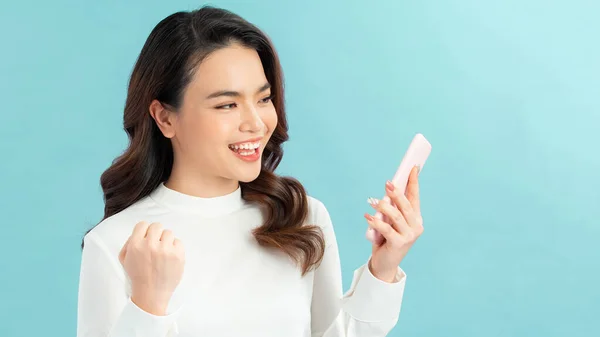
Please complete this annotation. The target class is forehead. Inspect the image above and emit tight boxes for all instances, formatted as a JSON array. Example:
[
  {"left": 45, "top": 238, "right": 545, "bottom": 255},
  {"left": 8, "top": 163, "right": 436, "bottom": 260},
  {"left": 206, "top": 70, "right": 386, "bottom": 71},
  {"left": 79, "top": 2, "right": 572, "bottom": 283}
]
[{"left": 188, "top": 43, "right": 268, "bottom": 95}]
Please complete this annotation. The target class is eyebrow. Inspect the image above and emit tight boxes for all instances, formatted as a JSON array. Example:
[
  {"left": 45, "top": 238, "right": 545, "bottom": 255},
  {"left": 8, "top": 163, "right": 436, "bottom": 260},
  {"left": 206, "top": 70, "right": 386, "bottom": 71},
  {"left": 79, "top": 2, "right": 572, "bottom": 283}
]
[{"left": 205, "top": 82, "right": 272, "bottom": 100}]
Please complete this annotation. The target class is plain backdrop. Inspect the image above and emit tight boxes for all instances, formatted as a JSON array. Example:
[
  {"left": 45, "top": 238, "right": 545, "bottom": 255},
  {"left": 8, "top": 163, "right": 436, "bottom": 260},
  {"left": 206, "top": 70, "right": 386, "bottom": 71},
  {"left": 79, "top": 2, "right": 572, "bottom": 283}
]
[{"left": 1, "top": 0, "right": 599, "bottom": 336}]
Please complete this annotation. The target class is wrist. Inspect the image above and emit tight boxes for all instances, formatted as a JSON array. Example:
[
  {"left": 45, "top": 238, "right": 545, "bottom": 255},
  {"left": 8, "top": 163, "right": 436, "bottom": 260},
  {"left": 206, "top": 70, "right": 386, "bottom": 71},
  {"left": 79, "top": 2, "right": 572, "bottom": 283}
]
[
  {"left": 131, "top": 290, "right": 171, "bottom": 316},
  {"left": 368, "top": 260, "right": 397, "bottom": 283}
]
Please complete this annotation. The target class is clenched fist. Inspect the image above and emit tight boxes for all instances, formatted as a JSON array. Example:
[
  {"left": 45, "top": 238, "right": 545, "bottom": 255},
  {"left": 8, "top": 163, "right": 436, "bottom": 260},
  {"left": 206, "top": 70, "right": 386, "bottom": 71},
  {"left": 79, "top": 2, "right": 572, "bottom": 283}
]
[{"left": 119, "top": 221, "right": 185, "bottom": 316}]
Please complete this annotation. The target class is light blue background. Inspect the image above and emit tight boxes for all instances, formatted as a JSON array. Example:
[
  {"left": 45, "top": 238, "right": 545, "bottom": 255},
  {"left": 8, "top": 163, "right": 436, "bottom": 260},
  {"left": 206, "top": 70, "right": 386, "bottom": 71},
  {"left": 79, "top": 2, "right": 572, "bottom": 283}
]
[{"left": 1, "top": 1, "right": 598, "bottom": 336}]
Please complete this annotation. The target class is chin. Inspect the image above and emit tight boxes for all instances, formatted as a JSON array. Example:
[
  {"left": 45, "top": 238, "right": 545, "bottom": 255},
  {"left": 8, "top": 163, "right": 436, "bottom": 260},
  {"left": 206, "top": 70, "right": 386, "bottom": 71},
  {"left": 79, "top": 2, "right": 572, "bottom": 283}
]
[
  {"left": 234, "top": 165, "right": 262, "bottom": 183},
  {"left": 226, "top": 147, "right": 264, "bottom": 183}
]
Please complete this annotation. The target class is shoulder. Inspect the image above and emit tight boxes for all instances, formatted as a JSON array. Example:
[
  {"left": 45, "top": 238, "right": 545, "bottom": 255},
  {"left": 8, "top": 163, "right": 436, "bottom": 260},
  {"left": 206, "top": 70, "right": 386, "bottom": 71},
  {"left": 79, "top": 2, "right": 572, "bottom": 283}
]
[
  {"left": 83, "top": 196, "right": 157, "bottom": 258},
  {"left": 306, "top": 195, "right": 334, "bottom": 231}
]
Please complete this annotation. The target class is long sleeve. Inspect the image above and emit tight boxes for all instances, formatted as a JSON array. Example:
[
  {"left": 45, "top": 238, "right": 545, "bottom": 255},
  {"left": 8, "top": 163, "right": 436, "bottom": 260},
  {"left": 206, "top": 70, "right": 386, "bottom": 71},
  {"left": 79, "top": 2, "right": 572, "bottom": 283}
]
[
  {"left": 77, "top": 232, "right": 181, "bottom": 337},
  {"left": 310, "top": 200, "right": 406, "bottom": 337}
]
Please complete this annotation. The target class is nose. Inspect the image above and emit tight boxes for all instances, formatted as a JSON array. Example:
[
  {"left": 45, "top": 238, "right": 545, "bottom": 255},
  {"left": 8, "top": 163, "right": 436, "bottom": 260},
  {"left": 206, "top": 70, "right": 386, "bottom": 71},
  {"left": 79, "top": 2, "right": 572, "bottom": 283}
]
[{"left": 239, "top": 105, "right": 264, "bottom": 133}]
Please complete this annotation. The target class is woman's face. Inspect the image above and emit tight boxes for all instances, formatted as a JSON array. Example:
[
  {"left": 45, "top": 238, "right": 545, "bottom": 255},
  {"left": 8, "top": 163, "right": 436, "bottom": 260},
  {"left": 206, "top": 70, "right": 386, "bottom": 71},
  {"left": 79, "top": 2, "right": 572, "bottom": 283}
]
[{"left": 154, "top": 42, "right": 278, "bottom": 186}]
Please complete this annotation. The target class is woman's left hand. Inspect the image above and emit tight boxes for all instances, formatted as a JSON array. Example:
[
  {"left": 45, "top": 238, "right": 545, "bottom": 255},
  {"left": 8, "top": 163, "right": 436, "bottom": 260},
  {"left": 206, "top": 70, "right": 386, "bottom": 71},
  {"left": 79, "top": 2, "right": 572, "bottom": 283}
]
[{"left": 364, "top": 166, "right": 424, "bottom": 283}]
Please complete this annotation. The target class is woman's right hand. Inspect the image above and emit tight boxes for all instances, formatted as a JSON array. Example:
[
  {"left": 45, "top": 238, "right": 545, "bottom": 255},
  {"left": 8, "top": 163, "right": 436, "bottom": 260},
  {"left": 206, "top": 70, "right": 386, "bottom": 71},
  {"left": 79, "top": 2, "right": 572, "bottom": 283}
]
[{"left": 119, "top": 221, "right": 185, "bottom": 316}]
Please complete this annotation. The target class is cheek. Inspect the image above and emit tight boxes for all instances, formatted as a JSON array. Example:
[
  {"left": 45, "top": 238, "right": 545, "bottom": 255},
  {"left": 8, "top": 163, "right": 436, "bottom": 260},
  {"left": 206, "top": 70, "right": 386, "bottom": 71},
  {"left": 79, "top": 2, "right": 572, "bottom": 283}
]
[
  {"left": 177, "top": 114, "right": 220, "bottom": 149},
  {"left": 263, "top": 107, "right": 278, "bottom": 134},
  {"left": 192, "top": 115, "right": 241, "bottom": 151}
]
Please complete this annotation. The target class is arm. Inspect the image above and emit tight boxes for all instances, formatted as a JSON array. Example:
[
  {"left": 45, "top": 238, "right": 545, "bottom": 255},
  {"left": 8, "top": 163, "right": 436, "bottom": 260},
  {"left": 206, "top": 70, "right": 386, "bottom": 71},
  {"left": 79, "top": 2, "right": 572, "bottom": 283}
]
[
  {"left": 310, "top": 200, "right": 406, "bottom": 337},
  {"left": 77, "top": 232, "right": 180, "bottom": 337}
]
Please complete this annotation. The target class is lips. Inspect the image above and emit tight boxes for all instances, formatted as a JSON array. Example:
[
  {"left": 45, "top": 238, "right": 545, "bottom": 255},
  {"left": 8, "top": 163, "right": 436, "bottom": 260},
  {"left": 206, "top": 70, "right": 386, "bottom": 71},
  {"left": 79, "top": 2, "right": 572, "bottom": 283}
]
[{"left": 229, "top": 143, "right": 261, "bottom": 162}]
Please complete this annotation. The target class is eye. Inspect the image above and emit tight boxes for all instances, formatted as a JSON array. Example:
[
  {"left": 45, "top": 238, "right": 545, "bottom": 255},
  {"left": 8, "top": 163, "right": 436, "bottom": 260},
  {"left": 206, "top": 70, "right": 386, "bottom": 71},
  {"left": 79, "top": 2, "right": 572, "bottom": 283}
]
[
  {"left": 216, "top": 102, "right": 237, "bottom": 109},
  {"left": 259, "top": 95, "right": 273, "bottom": 104}
]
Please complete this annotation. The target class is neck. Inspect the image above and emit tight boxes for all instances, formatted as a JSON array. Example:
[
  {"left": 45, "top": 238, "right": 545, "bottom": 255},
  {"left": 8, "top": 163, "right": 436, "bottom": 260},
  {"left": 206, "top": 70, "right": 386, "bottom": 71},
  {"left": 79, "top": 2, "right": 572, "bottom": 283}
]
[
  {"left": 150, "top": 162, "right": 245, "bottom": 217},
  {"left": 165, "top": 162, "right": 239, "bottom": 198}
]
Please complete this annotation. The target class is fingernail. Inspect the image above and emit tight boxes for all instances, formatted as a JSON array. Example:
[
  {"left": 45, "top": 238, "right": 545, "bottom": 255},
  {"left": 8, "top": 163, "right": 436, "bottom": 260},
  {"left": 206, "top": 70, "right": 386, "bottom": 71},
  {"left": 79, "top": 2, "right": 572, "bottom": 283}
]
[
  {"left": 386, "top": 181, "right": 395, "bottom": 191},
  {"left": 367, "top": 197, "right": 379, "bottom": 206},
  {"left": 364, "top": 213, "right": 374, "bottom": 221}
]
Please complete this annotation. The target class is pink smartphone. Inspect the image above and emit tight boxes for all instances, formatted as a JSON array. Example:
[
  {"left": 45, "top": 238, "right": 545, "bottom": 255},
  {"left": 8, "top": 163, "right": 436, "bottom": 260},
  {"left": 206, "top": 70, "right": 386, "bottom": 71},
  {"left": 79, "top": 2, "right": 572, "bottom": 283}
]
[{"left": 366, "top": 133, "right": 432, "bottom": 245}]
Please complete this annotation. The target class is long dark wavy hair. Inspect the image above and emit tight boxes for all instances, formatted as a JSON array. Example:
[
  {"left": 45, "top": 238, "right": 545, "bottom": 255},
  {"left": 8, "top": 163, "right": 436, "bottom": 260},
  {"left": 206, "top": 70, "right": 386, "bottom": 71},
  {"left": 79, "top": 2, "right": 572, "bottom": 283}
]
[{"left": 82, "top": 6, "right": 325, "bottom": 275}]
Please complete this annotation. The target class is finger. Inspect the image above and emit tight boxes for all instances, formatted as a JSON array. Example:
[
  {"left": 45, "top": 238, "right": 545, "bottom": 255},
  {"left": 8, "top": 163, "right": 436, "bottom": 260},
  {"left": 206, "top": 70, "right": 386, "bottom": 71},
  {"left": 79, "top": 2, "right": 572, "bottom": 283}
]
[
  {"left": 146, "top": 223, "right": 164, "bottom": 242},
  {"left": 369, "top": 197, "right": 401, "bottom": 221},
  {"left": 368, "top": 197, "right": 409, "bottom": 234},
  {"left": 364, "top": 213, "right": 399, "bottom": 242},
  {"left": 406, "top": 165, "right": 421, "bottom": 215},
  {"left": 173, "top": 238, "right": 185, "bottom": 256},
  {"left": 173, "top": 238, "right": 182, "bottom": 247},
  {"left": 131, "top": 221, "right": 150, "bottom": 240},
  {"left": 385, "top": 181, "right": 417, "bottom": 227},
  {"left": 160, "top": 229, "right": 175, "bottom": 245}
]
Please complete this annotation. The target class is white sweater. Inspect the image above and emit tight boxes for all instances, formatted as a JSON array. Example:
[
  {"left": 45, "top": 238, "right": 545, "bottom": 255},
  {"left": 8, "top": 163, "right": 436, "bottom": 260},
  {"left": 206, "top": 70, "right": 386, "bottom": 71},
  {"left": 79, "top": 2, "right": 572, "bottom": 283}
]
[{"left": 77, "top": 182, "right": 406, "bottom": 337}]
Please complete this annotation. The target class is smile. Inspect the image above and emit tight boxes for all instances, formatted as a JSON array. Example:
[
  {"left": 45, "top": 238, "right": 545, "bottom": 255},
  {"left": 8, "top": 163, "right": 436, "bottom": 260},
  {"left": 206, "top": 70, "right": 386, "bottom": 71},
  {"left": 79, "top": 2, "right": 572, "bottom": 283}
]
[
  {"left": 228, "top": 141, "right": 261, "bottom": 161},
  {"left": 228, "top": 141, "right": 260, "bottom": 152}
]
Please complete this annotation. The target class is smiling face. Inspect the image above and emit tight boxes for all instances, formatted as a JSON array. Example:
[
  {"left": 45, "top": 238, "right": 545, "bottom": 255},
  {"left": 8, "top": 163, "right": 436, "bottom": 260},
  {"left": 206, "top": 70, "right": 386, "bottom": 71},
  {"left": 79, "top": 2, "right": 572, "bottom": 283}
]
[{"left": 150, "top": 42, "right": 278, "bottom": 191}]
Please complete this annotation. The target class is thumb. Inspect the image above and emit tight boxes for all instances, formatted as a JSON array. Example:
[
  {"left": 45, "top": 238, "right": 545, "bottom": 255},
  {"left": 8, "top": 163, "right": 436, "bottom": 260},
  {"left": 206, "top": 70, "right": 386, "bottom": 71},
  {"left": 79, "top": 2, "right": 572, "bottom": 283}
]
[{"left": 119, "top": 237, "right": 130, "bottom": 265}]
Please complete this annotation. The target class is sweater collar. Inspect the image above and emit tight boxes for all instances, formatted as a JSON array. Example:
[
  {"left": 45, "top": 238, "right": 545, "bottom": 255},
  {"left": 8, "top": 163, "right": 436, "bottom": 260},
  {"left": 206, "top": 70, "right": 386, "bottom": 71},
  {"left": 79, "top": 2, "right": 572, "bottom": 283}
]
[{"left": 149, "top": 182, "right": 246, "bottom": 216}]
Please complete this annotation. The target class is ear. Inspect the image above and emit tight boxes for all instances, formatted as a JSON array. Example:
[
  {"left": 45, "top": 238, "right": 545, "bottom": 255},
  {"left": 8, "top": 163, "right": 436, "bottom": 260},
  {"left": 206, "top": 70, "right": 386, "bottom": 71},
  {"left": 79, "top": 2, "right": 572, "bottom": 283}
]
[{"left": 149, "top": 99, "right": 177, "bottom": 138}]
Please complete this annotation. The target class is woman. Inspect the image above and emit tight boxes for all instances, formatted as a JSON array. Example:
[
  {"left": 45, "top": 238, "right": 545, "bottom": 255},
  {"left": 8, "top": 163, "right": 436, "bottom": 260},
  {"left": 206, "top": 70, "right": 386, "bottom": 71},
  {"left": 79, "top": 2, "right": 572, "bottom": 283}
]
[{"left": 77, "top": 5, "right": 424, "bottom": 337}]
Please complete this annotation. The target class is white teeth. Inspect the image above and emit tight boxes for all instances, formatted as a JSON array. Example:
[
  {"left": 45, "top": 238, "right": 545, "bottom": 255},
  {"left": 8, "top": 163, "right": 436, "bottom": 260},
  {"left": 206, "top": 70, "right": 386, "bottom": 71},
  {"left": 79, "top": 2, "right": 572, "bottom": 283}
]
[{"left": 229, "top": 142, "right": 260, "bottom": 150}]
